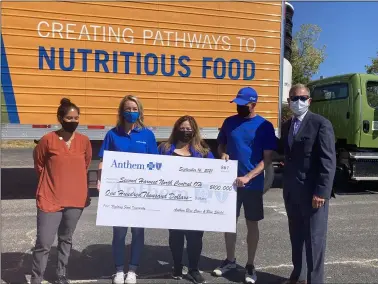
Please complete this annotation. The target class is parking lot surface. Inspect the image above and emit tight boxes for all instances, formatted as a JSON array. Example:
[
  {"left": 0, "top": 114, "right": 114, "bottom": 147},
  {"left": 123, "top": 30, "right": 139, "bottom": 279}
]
[{"left": 2, "top": 149, "right": 378, "bottom": 283}]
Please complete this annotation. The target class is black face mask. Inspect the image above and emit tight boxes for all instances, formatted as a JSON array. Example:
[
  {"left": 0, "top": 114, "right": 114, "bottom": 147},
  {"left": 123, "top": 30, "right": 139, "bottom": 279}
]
[
  {"left": 237, "top": 105, "right": 251, "bottom": 117},
  {"left": 177, "top": 130, "right": 193, "bottom": 143},
  {"left": 61, "top": 121, "right": 78, "bottom": 133}
]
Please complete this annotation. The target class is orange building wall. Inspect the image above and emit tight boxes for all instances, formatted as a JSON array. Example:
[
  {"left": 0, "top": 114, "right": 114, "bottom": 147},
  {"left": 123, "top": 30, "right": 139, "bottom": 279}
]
[{"left": 1, "top": 1, "right": 283, "bottom": 128}]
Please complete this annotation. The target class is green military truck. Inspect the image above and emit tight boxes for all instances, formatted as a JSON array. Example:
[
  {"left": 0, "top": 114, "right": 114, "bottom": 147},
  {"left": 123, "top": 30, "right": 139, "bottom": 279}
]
[{"left": 308, "top": 73, "right": 378, "bottom": 183}]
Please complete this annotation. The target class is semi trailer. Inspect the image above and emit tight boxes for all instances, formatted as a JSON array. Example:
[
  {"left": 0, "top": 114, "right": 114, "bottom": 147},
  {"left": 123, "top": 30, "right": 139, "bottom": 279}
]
[{"left": 1, "top": 1, "right": 295, "bottom": 191}]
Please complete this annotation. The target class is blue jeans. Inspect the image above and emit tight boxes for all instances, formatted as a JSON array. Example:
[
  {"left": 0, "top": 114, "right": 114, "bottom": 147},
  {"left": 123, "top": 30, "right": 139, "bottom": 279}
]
[{"left": 112, "top": 226, "right": 145, "bottom": 272}]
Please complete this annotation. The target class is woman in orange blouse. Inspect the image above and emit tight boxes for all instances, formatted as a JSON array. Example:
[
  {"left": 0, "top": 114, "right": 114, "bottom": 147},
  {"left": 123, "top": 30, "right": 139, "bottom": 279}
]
[{"left": 31, "top": 98, "right": 92, "bottom": 284}]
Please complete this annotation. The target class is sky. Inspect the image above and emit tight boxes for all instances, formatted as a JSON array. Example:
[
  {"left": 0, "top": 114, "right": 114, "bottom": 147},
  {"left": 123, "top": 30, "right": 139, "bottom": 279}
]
[{"left": 291, "top": 1, "right": 378, "bottom": 80}]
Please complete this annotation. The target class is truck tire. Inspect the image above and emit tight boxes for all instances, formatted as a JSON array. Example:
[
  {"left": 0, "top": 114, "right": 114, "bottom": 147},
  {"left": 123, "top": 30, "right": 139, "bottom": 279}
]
[{"left": 263, "top": 163, "right": 275, "bottom": 194}]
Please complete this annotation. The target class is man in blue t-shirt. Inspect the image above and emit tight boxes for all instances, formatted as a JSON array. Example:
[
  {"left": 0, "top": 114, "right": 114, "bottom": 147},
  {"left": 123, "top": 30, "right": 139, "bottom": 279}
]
[{"left": 212, "top": 87, "right": 277, "bottom": 284}]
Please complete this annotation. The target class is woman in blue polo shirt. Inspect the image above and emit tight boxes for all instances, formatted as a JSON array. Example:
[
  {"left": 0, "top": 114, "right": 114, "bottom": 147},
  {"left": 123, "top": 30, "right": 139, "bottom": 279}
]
[
  {"left": 158, "top": 115, "right": 214, "bottom": 284},
  {"left": 97, "top": 95, "right": 158, "bottom": 284}
]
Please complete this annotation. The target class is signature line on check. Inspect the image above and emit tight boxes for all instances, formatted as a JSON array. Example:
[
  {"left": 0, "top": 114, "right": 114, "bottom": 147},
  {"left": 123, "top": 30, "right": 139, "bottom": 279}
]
[{"left": 104, "top": 196, "right": 192, "bottom": 202}]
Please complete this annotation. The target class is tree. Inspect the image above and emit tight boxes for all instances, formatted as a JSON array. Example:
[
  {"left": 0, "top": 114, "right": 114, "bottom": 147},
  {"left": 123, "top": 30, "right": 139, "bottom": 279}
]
[
  {"left": 281, "top": 24, "right": 326, "bottom": 124},
  {"left": 281, "top": 24, "right": 326, "bottom": 125},
  {"left": 291, "top": 24, "right": 326, "bottom": 85},
  {"left": 281, "top": 104, "right": 293, "bottom": 124},
  {"left": 365, "top": 51, "right": 378, "bottom": 74}
]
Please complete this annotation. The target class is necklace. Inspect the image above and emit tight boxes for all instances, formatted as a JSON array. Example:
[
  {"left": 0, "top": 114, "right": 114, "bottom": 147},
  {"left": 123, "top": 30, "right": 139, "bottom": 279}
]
[
  {"left": 58, "top": 131, "right": 75, "bottom": 149},
  {"left": 65, "top": 139, "right": 72, "bottom": 149}
]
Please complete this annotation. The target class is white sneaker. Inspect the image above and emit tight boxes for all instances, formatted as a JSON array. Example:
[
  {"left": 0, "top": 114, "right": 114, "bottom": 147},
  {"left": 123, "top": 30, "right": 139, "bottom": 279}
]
[
  {"left": 245, "top": 265, "right": 257, "bottom": 284},
  {"left": 212, "top": 258, "right": 237, "bottom": 276},
  {"left": 125, "top": 271, "right": 137, "bottom": 284},
  {"left": 112, "top": 272, "right": 125, "bottom": 284}
]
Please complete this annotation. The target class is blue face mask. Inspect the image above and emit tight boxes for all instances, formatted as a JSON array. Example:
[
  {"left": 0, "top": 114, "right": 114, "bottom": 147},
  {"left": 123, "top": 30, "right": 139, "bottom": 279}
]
[{"left": 123, "top": 111, "right": 139, "bottom": 123}]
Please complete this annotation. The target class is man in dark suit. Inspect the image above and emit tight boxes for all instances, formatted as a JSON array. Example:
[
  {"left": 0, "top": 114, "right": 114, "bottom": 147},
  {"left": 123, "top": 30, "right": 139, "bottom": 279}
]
[{"left": 280, "top": 84, "right": 336, "bottom": 284}]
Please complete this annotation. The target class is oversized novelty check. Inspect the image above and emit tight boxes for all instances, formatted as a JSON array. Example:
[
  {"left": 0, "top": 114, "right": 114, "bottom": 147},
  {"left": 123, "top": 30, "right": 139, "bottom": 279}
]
[{"left": 96, "top": 150, "right": 238, "bottom": 233}]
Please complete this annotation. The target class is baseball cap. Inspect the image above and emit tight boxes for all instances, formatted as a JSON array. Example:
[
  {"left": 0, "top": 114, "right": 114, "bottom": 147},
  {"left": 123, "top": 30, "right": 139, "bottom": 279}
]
[{"left": 230, "top": 87, "right": 258, "bottom": 105}]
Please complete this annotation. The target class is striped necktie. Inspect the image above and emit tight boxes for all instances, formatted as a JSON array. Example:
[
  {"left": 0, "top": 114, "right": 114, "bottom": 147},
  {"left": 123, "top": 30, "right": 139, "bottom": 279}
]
[{"left": 293, "top": 117, "right": 301, "bottom": 136}]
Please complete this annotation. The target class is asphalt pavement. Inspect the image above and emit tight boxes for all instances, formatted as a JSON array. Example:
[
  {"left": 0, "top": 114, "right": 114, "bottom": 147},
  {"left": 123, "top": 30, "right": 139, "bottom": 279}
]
[{"left": 1, "top": 148, "right": 378, "bottom": 284}]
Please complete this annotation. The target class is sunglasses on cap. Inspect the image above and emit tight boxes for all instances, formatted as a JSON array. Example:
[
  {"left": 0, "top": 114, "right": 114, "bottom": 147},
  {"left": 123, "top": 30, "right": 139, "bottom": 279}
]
[{"left": 290, "top": 95, "right": 310, "bottom": 102}]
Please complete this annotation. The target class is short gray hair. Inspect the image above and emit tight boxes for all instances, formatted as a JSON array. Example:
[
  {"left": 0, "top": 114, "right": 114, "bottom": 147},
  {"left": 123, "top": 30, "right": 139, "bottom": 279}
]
[{"left": 289, "top": 83, "right": 310, "bottom": 97}]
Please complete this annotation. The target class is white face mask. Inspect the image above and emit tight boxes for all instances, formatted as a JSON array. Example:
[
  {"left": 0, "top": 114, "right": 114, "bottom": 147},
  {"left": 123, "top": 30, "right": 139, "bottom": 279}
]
[{"left": 290, "top": 99, "right": 310, "bottom": 116}]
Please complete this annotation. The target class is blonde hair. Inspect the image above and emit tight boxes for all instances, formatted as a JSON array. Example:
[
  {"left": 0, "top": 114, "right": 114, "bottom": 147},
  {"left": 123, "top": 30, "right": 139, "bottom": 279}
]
[
  {"left": 116, "top": 95, "right": 145, "bottom": 129},
  {"left": 289, "top": 83, "right": 311, "bottom": 97},
  {"left": 159, "top": 115, "right": 210, "bottom": 157}
]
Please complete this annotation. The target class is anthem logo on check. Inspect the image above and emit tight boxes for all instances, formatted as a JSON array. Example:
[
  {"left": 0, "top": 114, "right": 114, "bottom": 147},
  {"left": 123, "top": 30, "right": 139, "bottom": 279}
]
[
  {"left": 110, "top": 159, "right": 162, "bottom": 171},
  {"left": 146, "top": 162, "right": 163, "bottom": 171}
]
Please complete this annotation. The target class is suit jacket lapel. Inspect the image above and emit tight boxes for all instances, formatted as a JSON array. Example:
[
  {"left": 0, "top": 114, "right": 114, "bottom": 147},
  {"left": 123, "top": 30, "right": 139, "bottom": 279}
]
[
  {"left": 294, "top": 111, "right": 312, "bottom": 141},
  {"left": 283, "top": 118, "right": 292, "bottom": 153}
]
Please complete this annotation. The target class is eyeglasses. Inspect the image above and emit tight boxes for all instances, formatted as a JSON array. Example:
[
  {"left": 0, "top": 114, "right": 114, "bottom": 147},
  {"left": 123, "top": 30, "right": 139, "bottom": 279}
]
[{"left": 290, "top": 96, "right": 309, "bottom": 102}]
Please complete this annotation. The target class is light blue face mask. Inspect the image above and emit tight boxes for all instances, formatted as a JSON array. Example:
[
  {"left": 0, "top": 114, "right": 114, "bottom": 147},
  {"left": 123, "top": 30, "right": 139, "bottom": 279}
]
[
  {"left": 290, "top": 99, "right": 309, "bottom": 116},
  {"left": 123, "top": 111, "right": 139, "bottom": 123}
]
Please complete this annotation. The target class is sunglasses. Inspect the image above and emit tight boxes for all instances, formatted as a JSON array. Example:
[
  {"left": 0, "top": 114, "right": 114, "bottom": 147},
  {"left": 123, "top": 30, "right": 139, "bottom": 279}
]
[{"left": 290, "top": 96, "right": 309, "bottom": 102}]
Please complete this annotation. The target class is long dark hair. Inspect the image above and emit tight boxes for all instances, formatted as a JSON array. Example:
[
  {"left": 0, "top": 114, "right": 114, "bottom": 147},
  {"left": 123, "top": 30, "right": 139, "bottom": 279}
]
[
  {"left": 57, "top": 98, "right": 80, "bottom": 121},
  {"left": 160, "top": 115, "right": 210, "bottom": 157}
]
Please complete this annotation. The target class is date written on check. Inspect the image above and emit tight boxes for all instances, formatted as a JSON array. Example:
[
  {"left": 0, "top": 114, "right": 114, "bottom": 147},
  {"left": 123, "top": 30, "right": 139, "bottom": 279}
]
[{"left": 179, "top": 167, "right": 213, "bottom": 174}]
